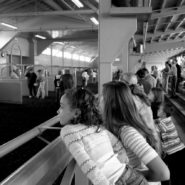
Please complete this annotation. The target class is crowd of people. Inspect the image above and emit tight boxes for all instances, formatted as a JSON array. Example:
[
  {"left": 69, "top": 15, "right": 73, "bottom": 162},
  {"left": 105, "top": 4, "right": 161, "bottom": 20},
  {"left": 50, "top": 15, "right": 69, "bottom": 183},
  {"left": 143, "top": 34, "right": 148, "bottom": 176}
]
[
  {"left": 22, "top": 62, "right": 184, "bottom": 184},
  {"left": 54, "top": 69, "right": 97, "bottom": 105},
  {"left": 24, "top": 67, "right": 46, "bottom": 99},
  {"left": 55, "top": 62, "right": 185, "bottom": 185},
  {"left": 136, "top": 59, "right": 182, "bottom": 98}
]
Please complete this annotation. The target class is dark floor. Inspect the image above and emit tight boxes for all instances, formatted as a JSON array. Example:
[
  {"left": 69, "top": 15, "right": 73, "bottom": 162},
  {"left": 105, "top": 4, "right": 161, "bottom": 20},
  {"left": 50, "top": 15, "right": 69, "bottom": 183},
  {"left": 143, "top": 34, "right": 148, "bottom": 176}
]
[
  {"left": 0, "top": 92, "right": 60, "bottom": 182},
  {"left": 0, "top": 92, "right": 59, "bottom": 144}
]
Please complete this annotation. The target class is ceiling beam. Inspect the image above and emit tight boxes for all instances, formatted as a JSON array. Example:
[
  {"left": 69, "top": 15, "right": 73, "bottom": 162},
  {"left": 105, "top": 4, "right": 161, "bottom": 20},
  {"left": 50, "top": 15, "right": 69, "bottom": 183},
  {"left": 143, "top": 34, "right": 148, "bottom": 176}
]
[
  {"left": 61, "top": 0, "right": 94, "bottom": 26},
  {"left": 151, "top": 6, "right": 185, "bottom": 19},
  {"left": 110, "top": 7, "right": 152, "bottom": 16},
  {"left": 163, "top": 15, "right": 176, "bottom": 33},
  {"left": 161, "top": 2, "right": 185, "bottom": 39},
  {"left": 177, "top": 31, "right": 185, "bottom": 38},
  {"left": 151, "top": 0, "right": 168, "bottom": 43},
  {"left": 82, "top": 0, "right": 98, "bottom": 14},
  {"left": 0, "top": 25, "right": 98, "bottom": 32},
  {"left": 42, "top": 0, "right": 62, "bottom": 10},
  {"left": 147, "top": 37, "right": 185, "bottom": 47},
  {"left": 0, "top": 9, "right": 94, "bottom": 17},
  {"left": 177, "top": 0, "right": 185, "bottom": 6},
  {"left": 175, "top": 17, "right": 185, "bottom": 30},
  {"left": 167, "top": 32, "right": 177, "bottom": 41},
  {"left": 0, "top": 0, "right": 34, "bottom": 12},
  {"left": 173, "top": 32, "right": 181, "bottom": 40},
  {"left": 145, "top": 39, "right": 185, "bottom": 54},
  {"left": 136, "top": 28, "right": 185, "bottom": 39}
]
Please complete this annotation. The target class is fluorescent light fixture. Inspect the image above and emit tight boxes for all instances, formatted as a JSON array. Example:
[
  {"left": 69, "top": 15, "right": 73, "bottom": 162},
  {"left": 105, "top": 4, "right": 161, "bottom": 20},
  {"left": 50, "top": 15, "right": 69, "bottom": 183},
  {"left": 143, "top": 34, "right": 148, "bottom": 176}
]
[
  {"left": 53, "top": 42, "right": 64, "bottom": 45},
  {"left": 90, "top": 17, "right": 99, "bottom": 25},
  {"left": 71, "top": 0, "right": 84, "bottom": 8},
  {"left": 115, "top": 58, "right": 120, "bottom": 62},
  {"left": 35, "top": 34, "right": 46, "bottom": 39},
  {"left": 1, "top": 22, "right": 17, "bottom": 29}
]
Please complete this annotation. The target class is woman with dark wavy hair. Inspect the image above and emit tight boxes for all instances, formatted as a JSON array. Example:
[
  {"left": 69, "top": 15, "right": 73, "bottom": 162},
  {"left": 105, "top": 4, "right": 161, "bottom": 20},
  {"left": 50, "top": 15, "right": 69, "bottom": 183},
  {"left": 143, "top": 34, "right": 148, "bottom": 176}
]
[
  {"left": 102, "top": 81, "right": 170, "bottom": 185},
  {"left": 59, "top": 87, "right": 148, "bottom": 185}
]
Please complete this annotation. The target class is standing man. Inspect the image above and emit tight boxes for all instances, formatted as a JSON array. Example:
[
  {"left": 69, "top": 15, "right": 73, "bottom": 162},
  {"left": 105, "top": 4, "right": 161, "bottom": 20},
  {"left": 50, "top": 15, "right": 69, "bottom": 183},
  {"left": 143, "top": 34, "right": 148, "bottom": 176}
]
[
  {"left": 81, "top": 70, "right": 89, "bottom": 87},
  {"left": 169, "top": 60, "right": 177, "bottom": 98},
  {"left": 54, "top": 70, "right": 62, "bottom": 104},
  {"left": 162, "top": 61, "right": 170, "bottom": 93},
  {"left": 136, "top": 68, "right": 156, "bottom": 95},
  {"left": 25, "top": 67, "right": 37, "bottom": 98},
  {"left": 176, "top": 60, "right": 182, "bottom": 92}
]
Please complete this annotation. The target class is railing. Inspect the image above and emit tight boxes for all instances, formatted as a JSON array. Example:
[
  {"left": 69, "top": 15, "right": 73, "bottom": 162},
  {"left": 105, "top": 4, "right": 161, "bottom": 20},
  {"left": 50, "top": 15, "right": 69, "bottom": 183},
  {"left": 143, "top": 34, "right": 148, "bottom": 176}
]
[
  {"left": 0, "top": 137, "right": 90, "bottom": 185},
  {"left": 0, "top": 115, "right": 90, "bottom": 185},
  {"left": 0, "top": 115, "right": 60, "bottom": 158}
]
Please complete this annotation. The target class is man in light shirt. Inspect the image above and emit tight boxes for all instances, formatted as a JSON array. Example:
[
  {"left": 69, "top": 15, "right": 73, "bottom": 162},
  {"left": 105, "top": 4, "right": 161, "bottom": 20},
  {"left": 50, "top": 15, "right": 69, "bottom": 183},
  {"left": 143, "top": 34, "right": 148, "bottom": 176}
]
[{"left": 169, "top": 60, "right": 177, "bottom": 98}]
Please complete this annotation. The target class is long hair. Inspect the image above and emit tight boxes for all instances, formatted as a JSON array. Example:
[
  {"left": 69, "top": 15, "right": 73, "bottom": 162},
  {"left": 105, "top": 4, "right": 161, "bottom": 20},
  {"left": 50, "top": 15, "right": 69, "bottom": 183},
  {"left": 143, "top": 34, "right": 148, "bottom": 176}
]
[
  {"left": 102, "top": 81, "right": 156, "bottom": 148},
  {"left": 65, "top": 88, "right": 103, "bottom": 128}
]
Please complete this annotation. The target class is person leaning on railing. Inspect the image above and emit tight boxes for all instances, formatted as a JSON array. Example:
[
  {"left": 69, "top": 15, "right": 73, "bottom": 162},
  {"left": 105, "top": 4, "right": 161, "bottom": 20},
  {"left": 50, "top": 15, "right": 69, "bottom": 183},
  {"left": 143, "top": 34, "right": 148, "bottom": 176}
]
[
  {"left": 58, "top": 87, "right": 149, "bottom": 185},
  {"left": 101, "top": 81, "right": 170, "bottom": 185}
]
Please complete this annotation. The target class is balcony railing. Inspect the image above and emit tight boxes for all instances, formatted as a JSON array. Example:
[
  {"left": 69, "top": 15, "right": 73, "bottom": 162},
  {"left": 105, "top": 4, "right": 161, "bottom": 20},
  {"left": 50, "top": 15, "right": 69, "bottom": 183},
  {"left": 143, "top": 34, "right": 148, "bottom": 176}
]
[{"left": 0, "top": 115, "right": 90, "bottom": 185}]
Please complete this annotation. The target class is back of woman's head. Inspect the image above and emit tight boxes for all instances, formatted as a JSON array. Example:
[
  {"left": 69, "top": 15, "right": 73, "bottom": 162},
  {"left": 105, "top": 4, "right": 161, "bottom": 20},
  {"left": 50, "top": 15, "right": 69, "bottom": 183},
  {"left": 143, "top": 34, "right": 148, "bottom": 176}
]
[
  {"left": 65, "top": 88, "right": 102, "bottom": 127},
  {"left": 62, "top": 74, "right": 74, "bottom": 90},
  {"left": 103, "top": 81, "right": 147, "bottom": 134},
  {"left": 102, "top": 81, "right": 156, "bottom": 147},
  {"left": 129, "top": 84, "right": 151, "bottom": 106},
  {"left": 122, "top": 72, "right": 138, "bottom": 85}
]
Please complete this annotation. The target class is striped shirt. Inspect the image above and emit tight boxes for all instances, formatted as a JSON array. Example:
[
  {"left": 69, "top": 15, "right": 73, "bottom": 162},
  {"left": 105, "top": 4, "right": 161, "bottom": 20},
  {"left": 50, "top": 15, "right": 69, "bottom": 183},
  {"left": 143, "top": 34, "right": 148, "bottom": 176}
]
[
  {"left": 157, "top": 117, "right": 185, "bottom": 155},
  {"left": 60, "top": 124, "right": 128, "bottom": 185},
  {"left": 120, "top": 126, "right": 160, "bottom": 185},
  {"left": 120, "top": 125, "right": 158, "bottom": 169},
  {"left": 132, "top": 95, "right": 160, "bottom": 147},
  {"left": 133, "top": 95, "right": 156, "bottom": 132}
]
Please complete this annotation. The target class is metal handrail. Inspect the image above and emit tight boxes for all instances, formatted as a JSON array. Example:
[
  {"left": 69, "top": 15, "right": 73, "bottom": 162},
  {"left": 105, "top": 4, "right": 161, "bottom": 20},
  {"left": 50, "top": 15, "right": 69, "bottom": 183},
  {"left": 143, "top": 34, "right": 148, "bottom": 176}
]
[{"left": 0, "top": 115, "right": 60, "bottom": 158}]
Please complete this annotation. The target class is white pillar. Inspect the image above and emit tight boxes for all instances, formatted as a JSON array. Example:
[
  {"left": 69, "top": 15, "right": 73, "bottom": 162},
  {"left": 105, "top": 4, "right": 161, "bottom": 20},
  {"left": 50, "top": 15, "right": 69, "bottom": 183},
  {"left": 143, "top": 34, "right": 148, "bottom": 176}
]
[
  {"left": 99, "top": 0, "right": 137, "bottom": 93},
  {"left": 99, "top": 62, "right": 113, "bottom": 89}
]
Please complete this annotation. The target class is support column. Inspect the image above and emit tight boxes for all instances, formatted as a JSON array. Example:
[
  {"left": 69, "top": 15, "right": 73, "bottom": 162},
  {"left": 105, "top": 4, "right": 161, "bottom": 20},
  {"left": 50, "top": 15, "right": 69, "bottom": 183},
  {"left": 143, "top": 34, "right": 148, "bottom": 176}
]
[
  {"left": 128, "top": 54, "right": 142, "bottom": 73},
  {"left": 99, "top": 0, "right": 137, "bottom": 93},
  {"left": 29, "top": 38, "right": 36, "bottom": 65},
  {"left": 99, "top": 62, "right": 113, "bottom": 88},
  {"left": 50, "top": 44, "right": 53, "bottom": 75}
]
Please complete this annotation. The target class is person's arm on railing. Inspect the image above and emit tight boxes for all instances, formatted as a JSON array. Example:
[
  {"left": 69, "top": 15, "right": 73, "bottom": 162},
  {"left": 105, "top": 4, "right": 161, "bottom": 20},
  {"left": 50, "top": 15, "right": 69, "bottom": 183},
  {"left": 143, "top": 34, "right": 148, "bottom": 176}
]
[{"left": 60, "top": 128, "right": 110, "bottom": 185}]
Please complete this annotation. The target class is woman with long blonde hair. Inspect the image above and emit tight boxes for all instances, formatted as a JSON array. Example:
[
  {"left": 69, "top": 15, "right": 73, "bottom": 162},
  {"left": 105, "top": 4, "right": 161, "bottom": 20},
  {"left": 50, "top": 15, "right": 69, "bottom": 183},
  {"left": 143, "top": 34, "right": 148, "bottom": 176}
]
[{"left": 102, "top": 81, "right": 170, "bottom": 185}]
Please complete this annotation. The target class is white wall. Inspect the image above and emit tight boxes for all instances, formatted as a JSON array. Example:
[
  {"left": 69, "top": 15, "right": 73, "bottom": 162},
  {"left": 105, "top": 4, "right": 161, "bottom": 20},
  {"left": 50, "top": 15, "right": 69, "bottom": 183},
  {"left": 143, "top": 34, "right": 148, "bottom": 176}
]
[
  {"left": 4, "top": 37, "right": 30, "bottom": 57},
  {"left": 35, "top": 54, "right": 90, "bottom": 69}
]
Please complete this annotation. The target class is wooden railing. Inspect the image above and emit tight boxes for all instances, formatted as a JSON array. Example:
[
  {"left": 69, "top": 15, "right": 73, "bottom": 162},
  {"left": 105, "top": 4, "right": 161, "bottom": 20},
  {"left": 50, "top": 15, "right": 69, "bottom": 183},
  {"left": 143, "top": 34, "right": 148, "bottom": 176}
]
[
  {"left": 0, "top": 115, "right": 60, "bottom": 158},
  {"left": 0, "top": 137, "right": 89, "bottom": 185}
]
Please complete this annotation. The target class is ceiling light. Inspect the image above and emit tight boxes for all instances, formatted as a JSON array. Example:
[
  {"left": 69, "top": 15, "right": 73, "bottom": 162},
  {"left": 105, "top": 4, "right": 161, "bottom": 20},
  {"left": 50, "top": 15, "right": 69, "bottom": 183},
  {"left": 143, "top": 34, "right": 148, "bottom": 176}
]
[
  {"left": 115, "top": 58, "right": 120, "bottom": 62},
  {"left": 71, "top": 0, "right": 84, "bottom": 8},
  {"left": 90, "top": 17, "right": 99, "bottom": 25},
  {"left": 1, "top": 22, "right": 17, "bottom": 29},
  {"left": 35, "top": 34, "right": 46, "bottom": 39},
  {"left": 53, "top": 42, "right": 64, "bottom": 45}
]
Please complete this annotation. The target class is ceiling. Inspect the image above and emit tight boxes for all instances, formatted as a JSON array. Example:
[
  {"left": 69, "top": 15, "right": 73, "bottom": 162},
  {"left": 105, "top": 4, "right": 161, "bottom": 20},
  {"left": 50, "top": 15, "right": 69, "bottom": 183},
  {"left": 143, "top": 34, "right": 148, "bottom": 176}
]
[
  {"left": 0, "top": 0, "right": 98, "bottom": 59},
  {"left": 135, "top": 0, "right": 185, "bottom": 62},
  {"left": 0, "top": 0, "right": 185, "bottom": 64}
]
